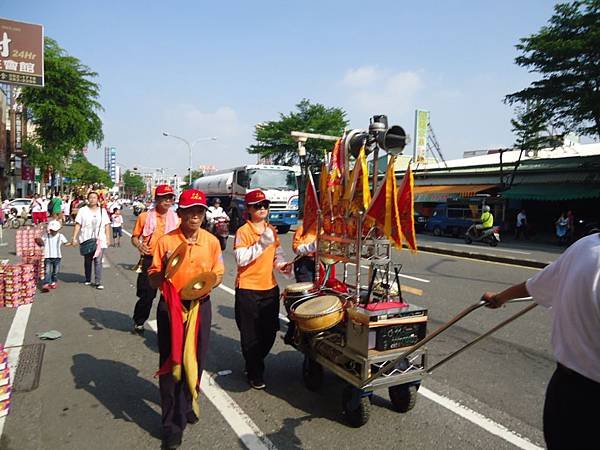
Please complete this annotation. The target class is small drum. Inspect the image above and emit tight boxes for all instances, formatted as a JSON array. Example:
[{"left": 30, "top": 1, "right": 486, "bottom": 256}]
[
  {"left": 283, "top": 282, "right": 318, "bottom": 313},
  {"left": 292, "top": 295, "right": 344, "bottom": 333}
]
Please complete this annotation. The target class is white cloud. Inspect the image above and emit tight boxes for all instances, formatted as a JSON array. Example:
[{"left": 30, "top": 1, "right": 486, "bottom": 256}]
[{"left": 339, "top": 66, "right": 424, "bottom": 119}]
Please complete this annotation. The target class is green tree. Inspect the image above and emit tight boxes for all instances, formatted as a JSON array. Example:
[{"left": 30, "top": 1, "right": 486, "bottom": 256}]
[
  {"left": 19, "top": 37, "right": 104, "bottom": 174},
  {"left": 248, "top": 99, "right": 348, "bottom": 166},
  {"left": 181, "top": 170, "right": 204, "bottom": 190},
  {"left": 505, "top": 0, "right": 600, "bottom": 138},
  {"left": 64, "top": 154, "right": 113, "bottom": 188},
  {"left": 123, "top": 170, "right": 146, "bottom": 196},
  {"left": 511, "top": 103, "right": 562, "bottom": 154}
]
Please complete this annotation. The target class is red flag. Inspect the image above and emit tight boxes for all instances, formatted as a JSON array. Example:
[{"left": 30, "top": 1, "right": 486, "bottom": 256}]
[
  {"left": 397, "top": 164, "right": 418, "bottom": 251},
  {"left": 365, "top": 156, "right": 403, "bottom": 248},
  {"left": 327, "top": 138, "right": 344, "bottom": 192},
  {"left": 302, "top": 171, "right": 319, "bottom": 237}
]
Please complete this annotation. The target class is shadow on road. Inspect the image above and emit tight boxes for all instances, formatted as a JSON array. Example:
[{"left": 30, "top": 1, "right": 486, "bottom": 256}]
[
  {"left": 79, "top": 307, "right": 159, "bottom": 353},
  {"left": 57, "top": 271, "right": 87, "bottom": 284},
  {"left": 70, "top": 353, "right": 161, "bottom": 438}
]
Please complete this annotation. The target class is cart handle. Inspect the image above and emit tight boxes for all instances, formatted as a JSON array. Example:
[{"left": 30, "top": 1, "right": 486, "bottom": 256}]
[{"left": 359, "top": 297, "right": 535, "bottom": 389}]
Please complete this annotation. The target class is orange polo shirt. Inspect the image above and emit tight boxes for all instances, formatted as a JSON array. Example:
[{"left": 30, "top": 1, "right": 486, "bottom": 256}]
[
  {"left": 292, "top": 224, "right": 316, "bottom": 256},
  {"left": 235, "top": 221, "right": 280, "bottom": 290},
  {"left": 133, "top": 211, "right": 178, "bottom": 255},
  {"left": 149, "top": 228, "right": 224, "bottom": 294}
]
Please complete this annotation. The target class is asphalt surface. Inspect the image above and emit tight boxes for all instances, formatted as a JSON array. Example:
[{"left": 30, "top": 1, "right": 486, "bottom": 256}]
[{"left": 0, "top": 211, "right": 555, "bottom": 449}]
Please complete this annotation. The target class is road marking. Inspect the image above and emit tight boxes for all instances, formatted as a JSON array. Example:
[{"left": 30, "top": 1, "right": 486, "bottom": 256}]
[
  {"left": 123, "top": 229, "right": 132, "bottom": 237},
  {"left": 0, "top": 304, "right": 32, "bottom": 437},
  {"left": 347, "top": 263, "right": 430, "bottom": 283},
  {"left": 418, "top": 248, "right": 544, "bottom": 270},
  {"left": 419, "top": 387, "right": 543, "bottom": 450},
  {"left": 448, "top": 243, "right": 531, "bottom": 255},
  {"left": 146, "top": 320, "right": 276, "bottom": 450},
  {"left": 214, "top": 283, "right": 541, "bottom": 449}
]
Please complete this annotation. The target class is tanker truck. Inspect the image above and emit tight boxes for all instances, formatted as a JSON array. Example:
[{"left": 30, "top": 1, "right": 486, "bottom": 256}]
[{"left": 193, "top": 164, "right": 299, "bottom": 234}]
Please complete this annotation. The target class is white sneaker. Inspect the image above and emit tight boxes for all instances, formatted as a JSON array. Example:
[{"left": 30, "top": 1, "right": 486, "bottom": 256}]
[
  {"left": 84, "top": 281, "right": 92, "bottom": 286},
  {"left": 96, "top": 284, "right": 104, "bottom": 290}
]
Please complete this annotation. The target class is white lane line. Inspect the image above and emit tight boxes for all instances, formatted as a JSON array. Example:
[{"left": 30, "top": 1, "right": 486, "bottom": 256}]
[
  {"left": 214, "top": 283, "right": 541, "bottom": 449},
  {"left": 122, "top": 229, "right": 132, "bottom": 237},
  {"left": 0, "top": 304, "right": 33, "bottom": 437},
  {"left": 419, "top": 387, "right": 542, "bottom": 450},
  {"left": 447, "top": 243, "right": 531, "bottom": 255},
  {"left": 146, "top": 320, "right": 276, "bottom": 450},
  {"left": 347, "top": 263, "right": 430, "bottom": 283}
]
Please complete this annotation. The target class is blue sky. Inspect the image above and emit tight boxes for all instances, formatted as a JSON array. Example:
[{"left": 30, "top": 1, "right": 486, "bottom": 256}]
[{"left": 4, "top": 0, "right": 560, "bottom": 175}]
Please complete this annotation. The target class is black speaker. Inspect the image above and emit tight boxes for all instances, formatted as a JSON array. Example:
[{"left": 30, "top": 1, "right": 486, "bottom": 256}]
[
  {"left": 346, "top": 129, "right": 370, "bottom": 158},
  {"left": 378, "top": 125, "right": 407, "bottom": 155}
]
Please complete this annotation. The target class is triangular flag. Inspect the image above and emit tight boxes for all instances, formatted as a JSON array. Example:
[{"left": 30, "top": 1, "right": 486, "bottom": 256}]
[
  {"left": 397, "top": 164, "right": 418, "bottom": 252},
  {"left": 349, "top": 145, "right": 371, "bottom": 213},
  {"left": 319, "top": 162, "right": 331, "bottom": 218},
  {"left": 302, "top": 171, "right": 320, "bottom": 237}
]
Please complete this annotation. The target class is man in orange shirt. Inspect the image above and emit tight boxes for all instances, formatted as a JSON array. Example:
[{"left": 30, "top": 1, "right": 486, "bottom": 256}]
[
  {"left": 148, "top": 189, "right": 224, "bottom": 449},
  {"left": 131, "top": 185, "right": 179, "bottom": 335},
  {"left": 234, "top": 189, "right": 292, "bottom": 389}
]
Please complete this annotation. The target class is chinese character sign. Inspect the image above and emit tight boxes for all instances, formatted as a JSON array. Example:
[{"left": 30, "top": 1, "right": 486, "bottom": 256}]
[
  {"left": 0, "top": 17, "right": 44, "bottom": 87},
  {"left": 413, "top": 109, "right": 429, "bottom": 163}
]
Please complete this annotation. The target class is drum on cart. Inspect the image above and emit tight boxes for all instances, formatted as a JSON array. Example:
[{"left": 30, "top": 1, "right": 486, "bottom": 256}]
[
  {"left": 283, "top": 282, "right": 319, "bottom": 313},
  {"left": 292, "top": 295, "right": 344, "bottom": 333}
]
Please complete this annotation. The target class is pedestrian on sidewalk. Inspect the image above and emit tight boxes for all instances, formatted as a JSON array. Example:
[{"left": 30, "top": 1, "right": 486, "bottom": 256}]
[
  {"left": 130, "top": 184, "right": 179, "bottom": 335},
  {"left": 514, "top": 209, "right": 527, "bottom": 240},
  {"left": 35, "top": 220, "right": 71, "bottom": 292},
  {"left": 110, "top": 208, "right": 123, "bottom": 247},
  {"left": 71, "top": 191, "right": 111, "bottom": 290},
  {"left": 555, "top": 212, "right": 569, "bottom": 244},
  {"left": 233, "top": 189, "right": 293, "bottom": 390},
  {"left": 147, "top": 189, "right": 224, "bottom": 449},
  {"left": 481, "top": 231, "right": 600, "bottom": 450},
  {"left": 30, "top": 194, "right": 45, "bottom": 225}
]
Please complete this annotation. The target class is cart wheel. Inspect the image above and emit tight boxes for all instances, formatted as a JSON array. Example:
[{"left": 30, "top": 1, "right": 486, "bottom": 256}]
[
  {"left": 342, "top": 386, "right": 370, "bottom": 427},
  {"left": 389, "top": 383, "right": 419, "bottom": 413},
  {"left": 302, "top": 355, "right": 323, "bottom": 391},
  {"left": 489, "top": 238, "right": 498, "bottom": 247}
]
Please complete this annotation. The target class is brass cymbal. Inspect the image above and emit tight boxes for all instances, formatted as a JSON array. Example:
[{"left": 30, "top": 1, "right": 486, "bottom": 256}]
[
  {"left": 165, "top": 242, "right": 187, "bottom": 280},
  {"left": 180, "top": 272, "right": 217, "bottom": 300}
]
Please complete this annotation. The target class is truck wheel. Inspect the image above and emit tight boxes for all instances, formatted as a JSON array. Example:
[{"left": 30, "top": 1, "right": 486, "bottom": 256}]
[
  {"left": 433, "top": 227, "right": 442, "bottom": 237},
  {"left": 342, "top": 386, "right": 371, "bottom": 427},
  {"left": 277, "top": 225, "right": 290, "bottom": 234},
  {"left": 302, "top": 355, "right": 323, "bottom": 391},
  {"left": 389, "top": 383, "right": 419, "bottom": 412}
]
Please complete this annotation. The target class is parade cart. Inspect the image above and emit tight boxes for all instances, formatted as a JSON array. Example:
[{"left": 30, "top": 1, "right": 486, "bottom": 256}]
[{"left": 284, "top": 118, "right": 536, "bottom": 427}]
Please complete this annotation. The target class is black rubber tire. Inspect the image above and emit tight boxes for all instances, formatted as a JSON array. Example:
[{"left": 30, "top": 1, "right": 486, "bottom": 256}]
[
  {"left": 10, "top": 218, "right": 21, "bottom": 229},
  {"left": 302, "top": 356, "right": 323, "bottom": 391},
  {"left": 342, "top": 386, "right": 370, "bottom": 427},
  {"left": 389, "top": 384, "right": 418, "bottom": 413},
  {"left": 433, "top": 227, "right": 442, "bottom": 237},
  {"left": 277, "top": 225, "right": 291, "bottom": 234},
  {"left": 218, "top": 236, "right": 227, "bottom": 251},
  {"left": 465, "top": 235, "right": 472, "bottom": 244},
  {"left": 490, "top": 238, "right": 498, "bottom": 247}
]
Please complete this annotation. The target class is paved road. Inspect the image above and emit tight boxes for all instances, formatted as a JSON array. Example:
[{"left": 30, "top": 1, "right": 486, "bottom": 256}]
[{"left": 0, "top": 211, "right": 551, "bottom": 449}]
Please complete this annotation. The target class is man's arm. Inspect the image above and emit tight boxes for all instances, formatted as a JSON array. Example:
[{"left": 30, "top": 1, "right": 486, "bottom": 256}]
[{"left": 482, "top": 282, "right": 530, "bottom": 308}]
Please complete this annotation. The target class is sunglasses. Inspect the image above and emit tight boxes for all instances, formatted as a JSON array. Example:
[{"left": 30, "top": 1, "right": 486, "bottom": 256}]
[{"left": 250, "top": 201, "right": 270, "bottom": 210}]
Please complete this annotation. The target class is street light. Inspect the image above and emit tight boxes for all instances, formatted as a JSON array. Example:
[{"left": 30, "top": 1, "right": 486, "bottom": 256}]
[{"left": 162, "top": 132, "right": 217, "bottom": 186}]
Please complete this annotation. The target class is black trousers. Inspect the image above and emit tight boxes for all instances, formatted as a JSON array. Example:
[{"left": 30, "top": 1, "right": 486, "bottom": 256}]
[
  {"left": 133, "top": 256, "right": 158, "bottom": 326},
  {"left": 234, "top": 286, "right": 280, "bottom": 381},
  {"left": 294, "top": 256, "right": 315, "bottom": 283},
  {"left": 543, "top": 363, "right": 600, "bottom": 450},
  {"left": 157, "top": 297, "right": 211, "bottom": 439}
]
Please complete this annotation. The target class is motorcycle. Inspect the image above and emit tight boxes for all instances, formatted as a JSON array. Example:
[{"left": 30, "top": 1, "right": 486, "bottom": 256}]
[
  {"left": 465, "top": 225, "right": 500, "bottom": 247},
  {"left": 133, "top": 202, "right": 146, "bottom": 216},
  {"left": 210, "top": 217, "right": 230, "bottom": 250}
]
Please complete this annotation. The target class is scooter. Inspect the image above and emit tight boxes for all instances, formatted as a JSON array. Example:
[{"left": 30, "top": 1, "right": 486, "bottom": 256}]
[
  {"left": 210, "top": 217, "right": 229, "bottom": 250},
  {"left": 465, "top": 224, "right": 500, "bottom": 247},
  {"left": 133, "top": 202, "right": 146, "bottom": 216}
]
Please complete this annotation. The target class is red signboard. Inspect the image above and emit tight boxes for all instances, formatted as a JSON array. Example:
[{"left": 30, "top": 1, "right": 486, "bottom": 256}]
[{"left": 0, "top": 17, "right": 44, "bottom": 87}]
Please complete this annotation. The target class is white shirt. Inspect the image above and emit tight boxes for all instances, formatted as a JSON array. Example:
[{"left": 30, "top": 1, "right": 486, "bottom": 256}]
[
  {"left": 40, "top": 198, "right": 49, "bottom": 212},
  {"left": 42, "top": 232, "right": 68, "bottom": 258},
  {"left": 208, "top": 206, "right": 229, "bottom": 221},
  {"left": 75, "top": 206, "right": 111, "bottom": 249},
  {"left": 516, "top": 212, "right": 526, "bottom": 227},
  {"left": 526, "top": 233, "right": 600, "bottom": 383},
  {"left": 31, "top": 199, "right": 44, "bottom": 213},
  {"left": 111, "top": 214, "right": 123, "bottom": 228}
]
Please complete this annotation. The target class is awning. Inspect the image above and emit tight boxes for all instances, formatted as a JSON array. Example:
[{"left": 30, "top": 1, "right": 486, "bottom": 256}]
[
  {"left": 413, "top": 184, "right": 497, "bottom": 203},
  {"left": 501, "top": 183, "right": 600, "bottom": 201}
]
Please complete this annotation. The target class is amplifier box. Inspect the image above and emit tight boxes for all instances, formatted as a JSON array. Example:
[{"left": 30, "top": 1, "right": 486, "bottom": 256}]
[{"left": 375, "top": 321, "right": 427, "bottom": 352}]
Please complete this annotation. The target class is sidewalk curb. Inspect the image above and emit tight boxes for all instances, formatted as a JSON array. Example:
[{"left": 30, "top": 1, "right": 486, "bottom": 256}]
[{"left": 415, "top": 244, "right": 550, "bottom": 269}]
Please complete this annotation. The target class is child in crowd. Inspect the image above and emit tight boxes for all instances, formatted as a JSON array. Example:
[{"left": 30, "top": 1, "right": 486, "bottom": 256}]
[
  {"left": 35, "top": 220, "right": 71, "bottom": 292},
  {"left": 111, "top": 208, "right": 123, "bottom": 247}
]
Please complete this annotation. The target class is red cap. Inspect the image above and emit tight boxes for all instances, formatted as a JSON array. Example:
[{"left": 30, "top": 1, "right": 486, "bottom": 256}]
[
  {"left": 178, "top": 189, "right": 208, "bottom": 208},
  {"left": 245, "top": 189, "right": 270, "bottom": 205},
  {"left": 155, "top": 184, "right": 175, "bottom": 197}
]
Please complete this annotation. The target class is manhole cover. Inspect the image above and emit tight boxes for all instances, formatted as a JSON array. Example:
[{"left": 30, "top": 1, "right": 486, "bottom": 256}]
[{"left": 12, "top": 343, "right": 45, "bottom": 392}]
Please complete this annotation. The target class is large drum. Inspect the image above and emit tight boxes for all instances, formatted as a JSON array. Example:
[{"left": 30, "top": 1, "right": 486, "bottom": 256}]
[
  {"left": 283, "top": 282, "right": 318, "bottom": 313},
  {"left": 292, "top": 295, "right": 344, "bottom": 333}
]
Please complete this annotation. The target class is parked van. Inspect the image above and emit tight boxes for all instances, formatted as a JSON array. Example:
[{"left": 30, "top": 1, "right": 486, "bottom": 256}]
[{"left": 424, "top": 203, "right": 478, "bottom": 237}]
